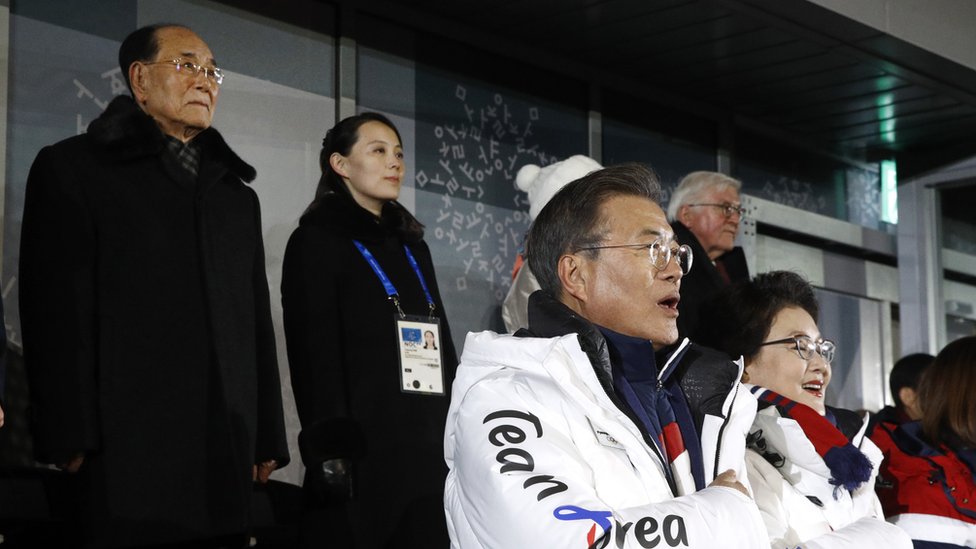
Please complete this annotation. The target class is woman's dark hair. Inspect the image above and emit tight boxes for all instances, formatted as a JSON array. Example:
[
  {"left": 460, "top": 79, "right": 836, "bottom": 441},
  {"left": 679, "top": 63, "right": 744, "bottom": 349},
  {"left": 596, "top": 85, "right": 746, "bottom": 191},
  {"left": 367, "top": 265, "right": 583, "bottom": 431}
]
[
  {"left": 307, "top": 112, "right": 422, "bottom": 239},
  {"left": 315, "top": 112, "right": 404, "bottom": 200},
  {"left": 918, "top": 335, "right": 976, "bottom": 448},
  {"left": 697, "top": 270, "right": 819, "bottom": 362},
  {"left": 889, "top": 353, "right": 933, "bottom": 410},
  {"left": 118, "top": 23, "right": 188, "bottom": 94},
  {"left": 526, "top": 163, "right": 662, "bottom": 297}
]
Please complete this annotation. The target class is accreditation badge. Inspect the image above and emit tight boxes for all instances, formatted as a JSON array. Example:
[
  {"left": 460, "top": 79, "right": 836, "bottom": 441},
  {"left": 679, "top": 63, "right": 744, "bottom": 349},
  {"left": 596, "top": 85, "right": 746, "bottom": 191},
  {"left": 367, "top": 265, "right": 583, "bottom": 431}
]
[{"left": 395, "top": 315, "right": 445, "bottom": 395}]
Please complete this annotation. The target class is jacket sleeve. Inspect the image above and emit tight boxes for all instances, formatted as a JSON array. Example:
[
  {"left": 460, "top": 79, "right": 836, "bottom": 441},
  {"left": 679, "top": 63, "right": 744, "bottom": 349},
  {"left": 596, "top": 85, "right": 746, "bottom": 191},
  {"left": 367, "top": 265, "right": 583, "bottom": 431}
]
[
  {"left": 702, "top": 379, "right": 757, "bottom": 493},
  {"left": 446, "top": 375, "right": 767, "bottom": 548},
  {"left": 250, "top": 194, "right": 290, "bottom": 467},
  {"left": 281, "top": 225, "right": 349, "bottom": 429},
  {"left": 677, "top": 345, "right": 756, "bottom": 489},
  {"left": 19, "top": 145, "right": 100, "bottom": 463},
  {"left": 800, "top": 518, "right": 913, "bottom": 549},
  {"left": 745, "top": 451, "right": 912, "bottom": 549}
]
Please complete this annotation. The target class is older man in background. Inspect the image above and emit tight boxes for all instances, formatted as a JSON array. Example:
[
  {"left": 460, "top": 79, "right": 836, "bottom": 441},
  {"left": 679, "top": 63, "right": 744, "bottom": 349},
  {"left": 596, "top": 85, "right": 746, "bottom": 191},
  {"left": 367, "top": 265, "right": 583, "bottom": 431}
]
[
  {"left": 667, "top": 171, "right": 750, "bottom": 340},
  {"left": 19, "top": 24, "right": 288, "bottom": 548}
]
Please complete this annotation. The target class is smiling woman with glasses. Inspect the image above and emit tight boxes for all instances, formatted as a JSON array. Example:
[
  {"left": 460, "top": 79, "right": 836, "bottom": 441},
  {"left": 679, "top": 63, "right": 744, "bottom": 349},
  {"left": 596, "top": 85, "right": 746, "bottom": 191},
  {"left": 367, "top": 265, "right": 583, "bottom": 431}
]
[{"left": 698, "top": 270, "right": 912, "bottom": 549}]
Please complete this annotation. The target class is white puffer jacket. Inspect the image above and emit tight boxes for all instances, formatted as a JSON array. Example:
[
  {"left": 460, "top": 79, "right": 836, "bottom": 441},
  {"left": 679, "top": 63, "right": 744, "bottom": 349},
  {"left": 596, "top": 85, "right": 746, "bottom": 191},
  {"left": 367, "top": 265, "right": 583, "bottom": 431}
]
[
  {"left": 444, "top": 328, "right": 767, "bottom": 549},
  {"left": 744, "top": 390, "right": 913, "bottom": 549}
]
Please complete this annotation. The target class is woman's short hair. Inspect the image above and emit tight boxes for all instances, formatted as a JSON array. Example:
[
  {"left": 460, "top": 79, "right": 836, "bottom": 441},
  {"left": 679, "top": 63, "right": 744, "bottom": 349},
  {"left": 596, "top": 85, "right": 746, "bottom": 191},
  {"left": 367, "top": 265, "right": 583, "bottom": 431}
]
[
  {"left": 697, "top": 270, "right": 818, "bottom": 361},
  {"left": 525, "top": 163, "right": 662, "bottom": 297},
  {"left": 666, "top": 171, "right": 741, "bottom": 222},
  {"left": 918, "top": 335, "right": 976, "bottom": 448}
]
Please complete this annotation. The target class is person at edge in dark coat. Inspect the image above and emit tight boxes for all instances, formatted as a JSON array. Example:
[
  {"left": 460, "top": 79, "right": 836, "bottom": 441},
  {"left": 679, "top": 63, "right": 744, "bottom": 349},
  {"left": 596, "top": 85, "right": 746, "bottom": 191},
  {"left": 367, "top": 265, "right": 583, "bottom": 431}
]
[
  {"left": 869, "top": 337, "right": 976, "bottom": 548},
  {"left": 666, "top": 171, "right": 749, "bottom": 341},
  {"left": 281, "top": 112, "right": 458, "bottom": 548},
  {"left": 18, "top": 24, "right": 289, "bottom": 548}
]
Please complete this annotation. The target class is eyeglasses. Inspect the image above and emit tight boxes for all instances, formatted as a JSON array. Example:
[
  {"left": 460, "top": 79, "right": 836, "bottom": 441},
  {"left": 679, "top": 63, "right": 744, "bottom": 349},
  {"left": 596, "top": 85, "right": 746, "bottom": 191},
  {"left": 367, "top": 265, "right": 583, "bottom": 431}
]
[
  {"left": 686, "top": 202, "right": 746, "bottom": 218},
  {"left": 143, "top": 58, "right": 224, "bottom": 86},
  {"left": 577, "top": 237, "right": 694, "bottom": 275},
  {"left": 759, "top": 335, "right": 835, "bottom": 364}
]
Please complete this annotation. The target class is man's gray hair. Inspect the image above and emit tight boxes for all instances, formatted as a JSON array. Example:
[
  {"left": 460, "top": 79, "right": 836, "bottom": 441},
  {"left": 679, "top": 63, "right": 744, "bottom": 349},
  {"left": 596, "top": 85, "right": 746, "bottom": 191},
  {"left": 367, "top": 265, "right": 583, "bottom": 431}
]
[{"left": 666, "top": 171, "right": 741, "bottom": 221}]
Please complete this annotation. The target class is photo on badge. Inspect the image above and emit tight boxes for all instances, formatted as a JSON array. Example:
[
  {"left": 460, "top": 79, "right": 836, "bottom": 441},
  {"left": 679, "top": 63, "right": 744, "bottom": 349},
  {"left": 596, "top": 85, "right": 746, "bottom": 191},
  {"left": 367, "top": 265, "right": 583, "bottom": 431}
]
[{"left": 395, "top": 315, "right": 445, "bottom": 396}]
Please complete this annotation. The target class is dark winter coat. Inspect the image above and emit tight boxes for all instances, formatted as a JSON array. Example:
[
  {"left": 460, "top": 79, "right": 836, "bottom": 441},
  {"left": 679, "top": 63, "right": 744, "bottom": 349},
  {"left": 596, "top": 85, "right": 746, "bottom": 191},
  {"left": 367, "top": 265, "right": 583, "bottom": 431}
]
[
  {"left": 281, "top": 190, "right": 457, "bottom": 548},
  {"left": 672, "top": 221, "right": 750, "bottom": 341},
  {"left": 19, "top": 95, "right": 289, "bottom": 548}
]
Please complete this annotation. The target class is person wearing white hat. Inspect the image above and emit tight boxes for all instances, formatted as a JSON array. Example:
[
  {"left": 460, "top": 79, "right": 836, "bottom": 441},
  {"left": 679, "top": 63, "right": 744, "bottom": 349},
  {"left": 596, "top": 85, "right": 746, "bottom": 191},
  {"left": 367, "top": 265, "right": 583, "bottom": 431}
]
[{"left": 502, "top": 154, "right": 603, "bottom": 332}]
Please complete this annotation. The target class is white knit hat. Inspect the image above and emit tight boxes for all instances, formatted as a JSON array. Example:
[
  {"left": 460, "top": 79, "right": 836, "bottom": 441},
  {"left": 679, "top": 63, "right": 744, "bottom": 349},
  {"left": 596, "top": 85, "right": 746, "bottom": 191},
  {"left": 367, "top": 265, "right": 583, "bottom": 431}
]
[{"left": 516, "top": 154, "right": 603, "bottom": 220}]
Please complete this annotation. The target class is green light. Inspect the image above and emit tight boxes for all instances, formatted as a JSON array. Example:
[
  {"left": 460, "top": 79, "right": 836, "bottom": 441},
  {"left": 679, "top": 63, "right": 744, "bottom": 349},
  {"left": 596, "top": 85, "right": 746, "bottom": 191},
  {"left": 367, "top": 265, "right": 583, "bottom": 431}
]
[
  {"left": 880, "top": 160, "right": 898, "bottom": 224},
  {"left": 881, "top": 119, "right": 896, "bottom": 144},
  {"left": 877, "top": 93, "right": 896, "bottom": 144}
]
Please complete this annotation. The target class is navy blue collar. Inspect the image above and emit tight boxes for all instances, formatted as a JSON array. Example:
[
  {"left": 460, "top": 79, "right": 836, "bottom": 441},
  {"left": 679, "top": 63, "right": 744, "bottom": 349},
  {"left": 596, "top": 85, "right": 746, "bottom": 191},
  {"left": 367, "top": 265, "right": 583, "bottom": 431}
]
[{"left": 597, "top": 326, "right": 658, "bottom": 383}]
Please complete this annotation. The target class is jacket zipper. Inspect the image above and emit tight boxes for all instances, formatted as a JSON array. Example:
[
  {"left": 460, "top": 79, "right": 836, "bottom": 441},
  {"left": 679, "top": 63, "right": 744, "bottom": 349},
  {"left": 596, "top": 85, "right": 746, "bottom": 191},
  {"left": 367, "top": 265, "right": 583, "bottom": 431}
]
[{"left": 713, "top": 380, "right": 739, "bottom": 479}]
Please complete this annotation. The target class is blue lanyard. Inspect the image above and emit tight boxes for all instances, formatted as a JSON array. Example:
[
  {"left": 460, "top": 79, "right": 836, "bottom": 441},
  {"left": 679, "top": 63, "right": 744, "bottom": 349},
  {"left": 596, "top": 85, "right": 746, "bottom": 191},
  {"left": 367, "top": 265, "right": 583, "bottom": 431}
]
[{"left": 352, "top": 240, "right": 436, "bottom": 319}]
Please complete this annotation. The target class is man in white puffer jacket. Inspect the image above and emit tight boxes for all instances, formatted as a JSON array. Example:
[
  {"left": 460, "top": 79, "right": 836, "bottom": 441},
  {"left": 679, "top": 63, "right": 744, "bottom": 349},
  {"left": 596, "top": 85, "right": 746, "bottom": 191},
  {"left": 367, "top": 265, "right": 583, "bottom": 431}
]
[{"left": 444, "top": 164, "right": 766, "bottom": 548}]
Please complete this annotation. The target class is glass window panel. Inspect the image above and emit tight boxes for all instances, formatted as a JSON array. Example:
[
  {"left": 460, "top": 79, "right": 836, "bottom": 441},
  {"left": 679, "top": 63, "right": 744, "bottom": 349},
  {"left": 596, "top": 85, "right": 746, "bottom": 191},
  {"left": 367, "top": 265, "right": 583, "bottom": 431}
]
[
  {"left": 941, "top": 185, "right": 976, "bottom": 255},
  {"left": 735, "top": 129, "right": 883, "bottom": 229},
  {"left": 603, "top": 118, "right": 717, "bottom": 209}
]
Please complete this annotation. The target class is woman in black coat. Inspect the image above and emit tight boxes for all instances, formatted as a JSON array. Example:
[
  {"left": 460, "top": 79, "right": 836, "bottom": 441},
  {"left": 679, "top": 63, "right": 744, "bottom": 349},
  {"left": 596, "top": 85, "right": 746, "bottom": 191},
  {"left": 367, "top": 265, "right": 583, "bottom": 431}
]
[{"left": 282, "top": 112, "right": 457, "bottom": 548}]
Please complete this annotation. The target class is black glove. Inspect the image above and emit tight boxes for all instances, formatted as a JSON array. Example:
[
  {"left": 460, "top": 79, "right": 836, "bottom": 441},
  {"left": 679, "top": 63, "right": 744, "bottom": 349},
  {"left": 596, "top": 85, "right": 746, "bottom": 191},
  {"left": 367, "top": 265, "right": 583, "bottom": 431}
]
[{"left": 299, "top": 418, "right": 367, "bottom": 507}]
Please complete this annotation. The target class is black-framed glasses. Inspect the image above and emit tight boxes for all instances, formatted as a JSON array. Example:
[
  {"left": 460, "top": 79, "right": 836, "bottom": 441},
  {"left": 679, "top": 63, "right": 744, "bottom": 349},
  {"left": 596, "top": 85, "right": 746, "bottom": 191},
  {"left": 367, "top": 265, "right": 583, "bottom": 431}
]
[
  {"left": 577, "top": 237, "right": 694, "bottom": 275},
  {"left": 759, "top": 335, "right": 835, "bottom": 364},
  {"left": 686, "top": 202, "right": 746, "bottom": 218},
  {"left": 144, "top": 58, "right": 224, "bottom": 86}
]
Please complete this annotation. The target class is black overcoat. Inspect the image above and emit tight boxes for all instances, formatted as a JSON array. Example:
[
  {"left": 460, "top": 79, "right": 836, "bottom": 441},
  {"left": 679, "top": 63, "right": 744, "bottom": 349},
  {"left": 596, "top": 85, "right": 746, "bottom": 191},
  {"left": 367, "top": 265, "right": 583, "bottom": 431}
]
[
  {"left": 281, "top": 191, "right": 457, "bottom": 547},
  {"left": 673, "top": 221, "right": 750, "bottom": 341},
  {"left": 19, "top": 96, "right": 289, "bottom": 547}
]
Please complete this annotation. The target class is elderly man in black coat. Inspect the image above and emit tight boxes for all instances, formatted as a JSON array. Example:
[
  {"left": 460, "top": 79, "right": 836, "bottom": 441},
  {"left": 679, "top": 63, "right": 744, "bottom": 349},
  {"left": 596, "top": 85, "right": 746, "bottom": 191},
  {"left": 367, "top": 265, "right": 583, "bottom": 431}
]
[
  {"left": 667, "top": 171, "right": 750, "bottom": 341},
  {"left": 19, "top": 24, "right": 288, "bottom": 548}
]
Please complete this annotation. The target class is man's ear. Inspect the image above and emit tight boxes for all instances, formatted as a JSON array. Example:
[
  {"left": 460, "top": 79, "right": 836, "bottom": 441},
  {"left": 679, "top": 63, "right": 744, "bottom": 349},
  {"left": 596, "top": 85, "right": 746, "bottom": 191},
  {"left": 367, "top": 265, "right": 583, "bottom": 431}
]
[
  {"left": 557, "top": 253, "right": 588, "bottom": 304},
  {"left": 129, "top": 63, "right": 148, "bottom": 103},
  {"left": 741, "top": 361, "right": 752, "bottom": 383},
  {"left": 678, "top": 204, "right": 692, "bottom": 225},
  {"left": 329, "top": 152, "right": 348, "bottom": 178}
]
